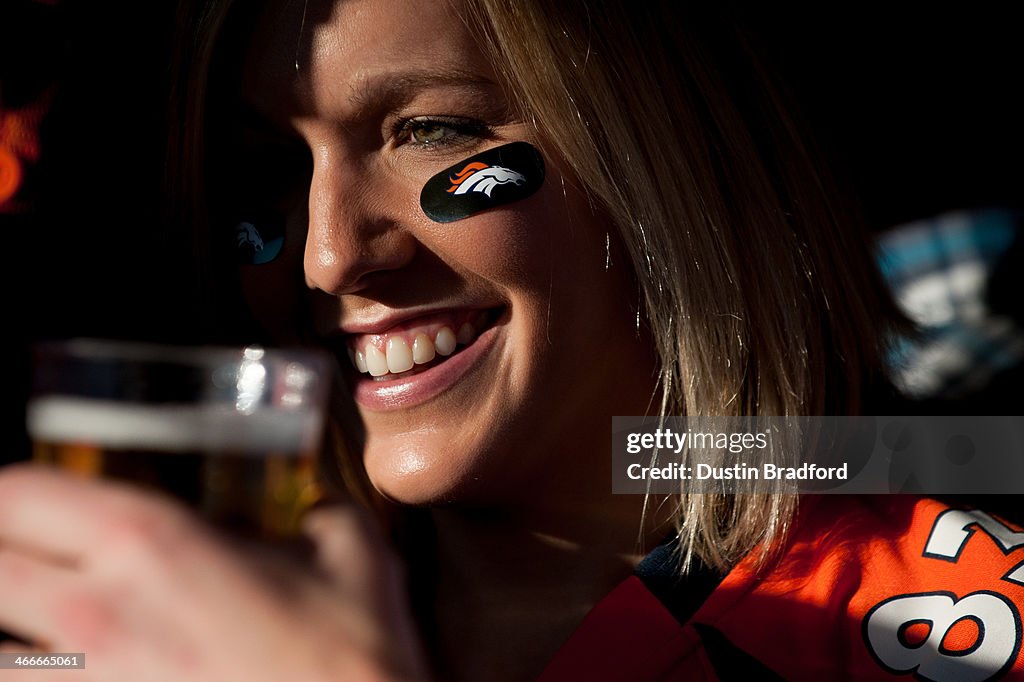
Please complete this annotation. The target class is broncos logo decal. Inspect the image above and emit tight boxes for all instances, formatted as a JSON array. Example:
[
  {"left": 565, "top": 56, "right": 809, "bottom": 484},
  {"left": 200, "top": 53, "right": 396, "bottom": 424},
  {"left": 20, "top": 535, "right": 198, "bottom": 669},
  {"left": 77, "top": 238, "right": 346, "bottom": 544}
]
[
  {"left": 236, "top": 221, "right": 265, "bottom": 252},
  {"left": 446, "top": 162, "right": 527, "bottom": 197},
  {"left": 234, "top": 218, "right": 285, "bottom": 264},
  {"left": 420, "top": 142, "right": 545, "bottom": 223}
]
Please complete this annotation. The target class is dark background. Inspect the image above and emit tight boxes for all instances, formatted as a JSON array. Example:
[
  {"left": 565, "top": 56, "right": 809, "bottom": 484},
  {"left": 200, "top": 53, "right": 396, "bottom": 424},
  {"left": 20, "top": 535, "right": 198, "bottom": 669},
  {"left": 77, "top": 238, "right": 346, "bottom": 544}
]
[
  {"left": 751, "top": 4, "right": 1023, "bottom": 227},
  {"left": 2, "top": 1, "right": 1022, "bottom": 464}
]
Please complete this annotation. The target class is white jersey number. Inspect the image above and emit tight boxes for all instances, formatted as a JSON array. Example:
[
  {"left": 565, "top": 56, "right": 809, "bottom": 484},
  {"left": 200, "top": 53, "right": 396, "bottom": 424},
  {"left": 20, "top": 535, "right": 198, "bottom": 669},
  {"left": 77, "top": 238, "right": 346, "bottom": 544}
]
[
  {"left": 865, "top": 591, "right": 1019, "bottom": 682},
  {"left": 924, "top": 509, "right": 1024, "bottom": 585},
  {"left": 863, "top": 509, "right": 1024, "bottom": 680}
]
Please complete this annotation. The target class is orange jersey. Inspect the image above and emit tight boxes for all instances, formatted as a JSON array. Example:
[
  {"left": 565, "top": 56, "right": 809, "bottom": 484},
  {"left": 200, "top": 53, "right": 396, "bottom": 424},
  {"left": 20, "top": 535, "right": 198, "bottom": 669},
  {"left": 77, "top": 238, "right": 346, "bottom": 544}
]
[{"left": 539, "top": 496, "right": 1024, "bottom": 681}]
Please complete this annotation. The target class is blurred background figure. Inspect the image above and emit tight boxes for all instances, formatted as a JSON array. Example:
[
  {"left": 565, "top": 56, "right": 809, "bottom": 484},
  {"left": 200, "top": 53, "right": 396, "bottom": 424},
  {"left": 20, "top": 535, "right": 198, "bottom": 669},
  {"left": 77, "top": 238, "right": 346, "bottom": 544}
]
[
  {"left": 879, "top": 208, "right": 1024, "bottom": 411},
  {"left": 746, "top": 5, "right": 1023, "bottom": 414}
]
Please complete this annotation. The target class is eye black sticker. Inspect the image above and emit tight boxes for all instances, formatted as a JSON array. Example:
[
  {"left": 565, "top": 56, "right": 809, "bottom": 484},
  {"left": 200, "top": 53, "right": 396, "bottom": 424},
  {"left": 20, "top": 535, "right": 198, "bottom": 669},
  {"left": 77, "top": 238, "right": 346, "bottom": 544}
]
[
  {"left": 420, "top": 141, "right": 545, "bottom": 224},
  {"left": 234, "top": 210, "right": 285, "bottom": 265}
]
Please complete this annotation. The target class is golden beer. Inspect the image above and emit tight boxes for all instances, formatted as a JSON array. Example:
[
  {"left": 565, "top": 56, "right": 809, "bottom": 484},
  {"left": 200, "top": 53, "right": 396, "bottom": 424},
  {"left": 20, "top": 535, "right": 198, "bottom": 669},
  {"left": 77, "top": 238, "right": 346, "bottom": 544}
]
[{"left": 27, "top": 342, "right": 329, "bottom": 538}]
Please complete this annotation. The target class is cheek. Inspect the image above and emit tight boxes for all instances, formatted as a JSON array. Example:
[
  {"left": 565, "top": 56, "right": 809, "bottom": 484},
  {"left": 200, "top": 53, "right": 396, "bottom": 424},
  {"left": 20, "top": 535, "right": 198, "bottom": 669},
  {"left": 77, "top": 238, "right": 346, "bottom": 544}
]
[
  {"left": 425, "top": 172, "right": 640, "bottom": 389},
  {"left": 496, "top": 179, "right": 646, "bottom": 382},
  {"left": 425, "top": 171, "right": 609, "bottom": 296}
]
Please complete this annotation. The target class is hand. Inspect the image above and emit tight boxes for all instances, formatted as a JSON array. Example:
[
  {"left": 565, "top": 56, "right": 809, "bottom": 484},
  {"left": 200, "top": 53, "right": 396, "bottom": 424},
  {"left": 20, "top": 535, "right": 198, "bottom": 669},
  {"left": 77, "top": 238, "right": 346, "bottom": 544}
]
[{"left": 0, "top": 465, "right": 429, "bottom": 681}]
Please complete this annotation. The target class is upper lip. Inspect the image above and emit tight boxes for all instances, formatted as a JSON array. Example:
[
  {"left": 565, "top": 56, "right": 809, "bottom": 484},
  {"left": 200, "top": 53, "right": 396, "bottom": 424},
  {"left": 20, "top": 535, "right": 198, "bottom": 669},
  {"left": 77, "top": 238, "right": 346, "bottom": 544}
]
[{"left": 333, "top": 303, "right": 502, "bottom": 337}]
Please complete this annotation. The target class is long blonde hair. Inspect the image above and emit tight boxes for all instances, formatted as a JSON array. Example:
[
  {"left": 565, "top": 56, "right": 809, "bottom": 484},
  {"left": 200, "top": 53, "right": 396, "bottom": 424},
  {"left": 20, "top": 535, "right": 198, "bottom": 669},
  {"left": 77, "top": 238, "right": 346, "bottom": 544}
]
[
  {"left": 461, "top": 0, "right": 901, "bottom": 569},
  {"left": 169, "top": 0, "right": 902, "bottom": 572}
]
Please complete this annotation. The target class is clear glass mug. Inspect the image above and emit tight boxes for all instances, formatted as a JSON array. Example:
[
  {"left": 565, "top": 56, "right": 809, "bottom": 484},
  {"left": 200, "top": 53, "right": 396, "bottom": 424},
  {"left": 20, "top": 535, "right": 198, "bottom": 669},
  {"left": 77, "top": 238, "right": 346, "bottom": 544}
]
[{"left": 25, "top": 339, "right": 331, "bottom": 538}]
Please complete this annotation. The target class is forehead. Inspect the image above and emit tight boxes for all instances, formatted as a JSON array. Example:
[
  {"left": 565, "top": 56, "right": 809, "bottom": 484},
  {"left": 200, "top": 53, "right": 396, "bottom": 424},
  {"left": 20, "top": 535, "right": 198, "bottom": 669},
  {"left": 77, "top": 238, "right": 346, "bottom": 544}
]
[{"left": 241, "top": 0, "right": 491, "bottom": 122}]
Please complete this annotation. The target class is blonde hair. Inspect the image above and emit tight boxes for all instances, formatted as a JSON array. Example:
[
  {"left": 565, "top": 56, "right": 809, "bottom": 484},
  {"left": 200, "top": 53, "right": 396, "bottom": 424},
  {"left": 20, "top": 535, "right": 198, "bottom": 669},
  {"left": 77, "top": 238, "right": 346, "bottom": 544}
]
[
  {"left": 169, "top": 0, "right": 901, "bottom": 572},
  {"left": 461, "top": 0, "right": 901, "bottom": 569}
]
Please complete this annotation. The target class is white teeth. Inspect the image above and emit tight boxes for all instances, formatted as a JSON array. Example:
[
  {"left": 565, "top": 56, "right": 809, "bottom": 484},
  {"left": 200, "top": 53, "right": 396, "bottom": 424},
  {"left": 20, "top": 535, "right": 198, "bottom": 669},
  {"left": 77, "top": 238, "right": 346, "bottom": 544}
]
[
  {"left": 412, "top": 333, "right": 436, "bottom": 364},
  {"left": 456, "top": 322, "right": 475, "bottom": 345},
  {"left": 435, "top": 327, "right": 457, "bottom": 356},
  {"left": 364, "top": 343, "right": 389, "bottom": 377},
  {"left": 386, "top": 337, "right": 414, "bottom": 374},
  {"left": 353, "top": 321, "right": 477, "bottom": 376}
]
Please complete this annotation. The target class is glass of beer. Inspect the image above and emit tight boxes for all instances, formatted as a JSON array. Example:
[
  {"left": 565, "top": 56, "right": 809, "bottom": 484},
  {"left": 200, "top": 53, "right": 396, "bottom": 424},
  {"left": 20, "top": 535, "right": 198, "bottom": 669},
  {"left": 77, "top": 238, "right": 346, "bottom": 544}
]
[{"left": 25, "top": 339, "right": 331, "bottom": 538}]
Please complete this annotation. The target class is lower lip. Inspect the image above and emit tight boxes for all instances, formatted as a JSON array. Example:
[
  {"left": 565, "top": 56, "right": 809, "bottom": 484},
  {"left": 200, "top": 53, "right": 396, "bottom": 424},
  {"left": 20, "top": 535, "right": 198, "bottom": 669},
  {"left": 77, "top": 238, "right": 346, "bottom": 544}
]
[{"left": 349, "top": 324, "right": 501, "bottom": 411}]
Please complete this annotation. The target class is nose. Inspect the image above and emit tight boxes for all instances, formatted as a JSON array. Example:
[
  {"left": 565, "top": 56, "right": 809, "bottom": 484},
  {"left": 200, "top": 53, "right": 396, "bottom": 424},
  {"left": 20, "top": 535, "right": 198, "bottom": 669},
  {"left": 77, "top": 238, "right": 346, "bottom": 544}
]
[{"left": 302, "top": 153, "right": 416, "bottom": 295}]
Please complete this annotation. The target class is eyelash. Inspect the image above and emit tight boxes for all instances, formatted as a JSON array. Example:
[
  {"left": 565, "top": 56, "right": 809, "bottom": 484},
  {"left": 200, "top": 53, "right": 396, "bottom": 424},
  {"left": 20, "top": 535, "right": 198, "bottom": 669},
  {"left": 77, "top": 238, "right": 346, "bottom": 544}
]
[{"left": 394, "top": 116, "right": 490, "bottom": 150}]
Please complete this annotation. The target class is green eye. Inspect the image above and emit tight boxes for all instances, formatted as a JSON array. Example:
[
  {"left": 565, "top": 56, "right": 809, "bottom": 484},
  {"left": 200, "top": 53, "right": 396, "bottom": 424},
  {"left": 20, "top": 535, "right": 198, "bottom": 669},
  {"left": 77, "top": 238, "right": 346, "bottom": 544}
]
[
  {"left": 410, "top": 123, "right": 455, "bottom": 145},
  {"left": 398, "top": 117, "right": 488, "bottom": 150}
]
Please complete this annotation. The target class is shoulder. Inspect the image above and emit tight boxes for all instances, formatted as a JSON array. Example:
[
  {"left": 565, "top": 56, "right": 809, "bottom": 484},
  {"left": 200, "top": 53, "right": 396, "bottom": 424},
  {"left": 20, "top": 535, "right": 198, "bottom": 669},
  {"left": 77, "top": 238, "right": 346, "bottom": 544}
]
[
  {"left": 540, "top": 497, "right": 1024, "bottom": 681},
  {"left": 694, "top": 495, "right": 1024, "bottom": 680}
]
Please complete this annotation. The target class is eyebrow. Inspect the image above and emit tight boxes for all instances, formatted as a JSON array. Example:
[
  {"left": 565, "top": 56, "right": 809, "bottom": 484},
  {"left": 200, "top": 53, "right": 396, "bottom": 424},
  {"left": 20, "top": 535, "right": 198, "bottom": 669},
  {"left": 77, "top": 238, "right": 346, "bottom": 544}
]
[
  {"left": 345, "top": 68, "right": 501, "bottom": 113},
  {"left": 236, "top": 68, "right": 503, "bottom": 139}
]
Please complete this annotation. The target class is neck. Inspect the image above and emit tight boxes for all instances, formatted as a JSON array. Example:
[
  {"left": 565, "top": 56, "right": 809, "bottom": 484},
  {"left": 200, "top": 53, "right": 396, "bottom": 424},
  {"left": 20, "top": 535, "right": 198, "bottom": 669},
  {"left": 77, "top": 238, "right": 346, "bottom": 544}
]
[{"left": 416, "top": 491, "right": 669, "bottom": 682}]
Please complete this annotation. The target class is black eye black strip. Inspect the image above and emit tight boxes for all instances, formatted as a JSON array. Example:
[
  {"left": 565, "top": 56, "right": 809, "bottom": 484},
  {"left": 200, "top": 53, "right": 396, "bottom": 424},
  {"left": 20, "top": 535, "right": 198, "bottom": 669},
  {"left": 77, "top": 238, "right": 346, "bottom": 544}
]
[{"left": 420, "top": 141, "right": 545, "bottom": 224}]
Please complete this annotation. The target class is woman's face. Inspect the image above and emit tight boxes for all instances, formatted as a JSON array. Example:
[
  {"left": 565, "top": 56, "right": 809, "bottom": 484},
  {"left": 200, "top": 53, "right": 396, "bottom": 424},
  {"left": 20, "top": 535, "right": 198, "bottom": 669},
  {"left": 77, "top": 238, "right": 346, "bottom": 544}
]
[{"left": 234, "top": 0, "right": 657, "bottom": 505}]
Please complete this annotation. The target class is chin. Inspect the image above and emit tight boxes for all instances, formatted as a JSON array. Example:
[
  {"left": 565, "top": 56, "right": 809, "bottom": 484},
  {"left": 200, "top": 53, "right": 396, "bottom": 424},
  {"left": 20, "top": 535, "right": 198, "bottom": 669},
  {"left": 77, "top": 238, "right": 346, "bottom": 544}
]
[
  {"left": 362, "top": 437, "right": 474, "bottom": 506},
  {"left": 360, "top": 425, "right": 526, "bottom": 507}
]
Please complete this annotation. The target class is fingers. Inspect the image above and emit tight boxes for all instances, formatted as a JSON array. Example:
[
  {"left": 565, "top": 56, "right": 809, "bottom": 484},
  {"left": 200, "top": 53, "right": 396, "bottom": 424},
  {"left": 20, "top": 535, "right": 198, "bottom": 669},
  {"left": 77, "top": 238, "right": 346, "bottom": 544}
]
[
  {"left": 0, "top": 549, "right": 77, "bottom": 647},
  {"left": 0, "top": 465, "right": 202, "bottom": 569},
  {"left": 0, "top": 469, "right": 428, "bottom": 682},
  {"left": 0, "top": 641, "right": 42, "bottom": 654}
]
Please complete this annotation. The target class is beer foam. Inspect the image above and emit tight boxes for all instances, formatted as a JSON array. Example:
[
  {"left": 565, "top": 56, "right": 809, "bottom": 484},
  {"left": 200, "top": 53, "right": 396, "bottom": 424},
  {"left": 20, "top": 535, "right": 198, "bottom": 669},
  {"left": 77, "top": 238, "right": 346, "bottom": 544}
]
[{"left": 27, "top": 397, "right": 323, "bottom": 456}]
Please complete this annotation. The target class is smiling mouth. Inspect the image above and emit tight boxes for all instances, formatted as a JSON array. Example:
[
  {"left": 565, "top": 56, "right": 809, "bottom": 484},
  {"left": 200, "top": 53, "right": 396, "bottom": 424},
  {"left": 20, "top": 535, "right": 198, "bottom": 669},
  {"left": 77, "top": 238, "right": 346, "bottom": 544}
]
[{"left": 340, "top": 307, "right": 505, "bottom": 382}]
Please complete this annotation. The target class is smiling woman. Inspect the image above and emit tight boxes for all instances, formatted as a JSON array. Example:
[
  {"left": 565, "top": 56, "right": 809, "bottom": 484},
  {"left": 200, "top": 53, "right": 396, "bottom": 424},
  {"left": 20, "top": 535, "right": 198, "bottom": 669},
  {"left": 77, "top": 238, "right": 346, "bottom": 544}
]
[
  {"left": 176, "top": 0, "right": 893, "bottom": 542},
  {"left": 3, "top": 0, "right": 1022, "bottom": 681},
  {"left": 157, "top": 0, "right": 1024, "bottom": 679},
  {"left": 208, "top": 0, "right": 664, "bottom": 522}
]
